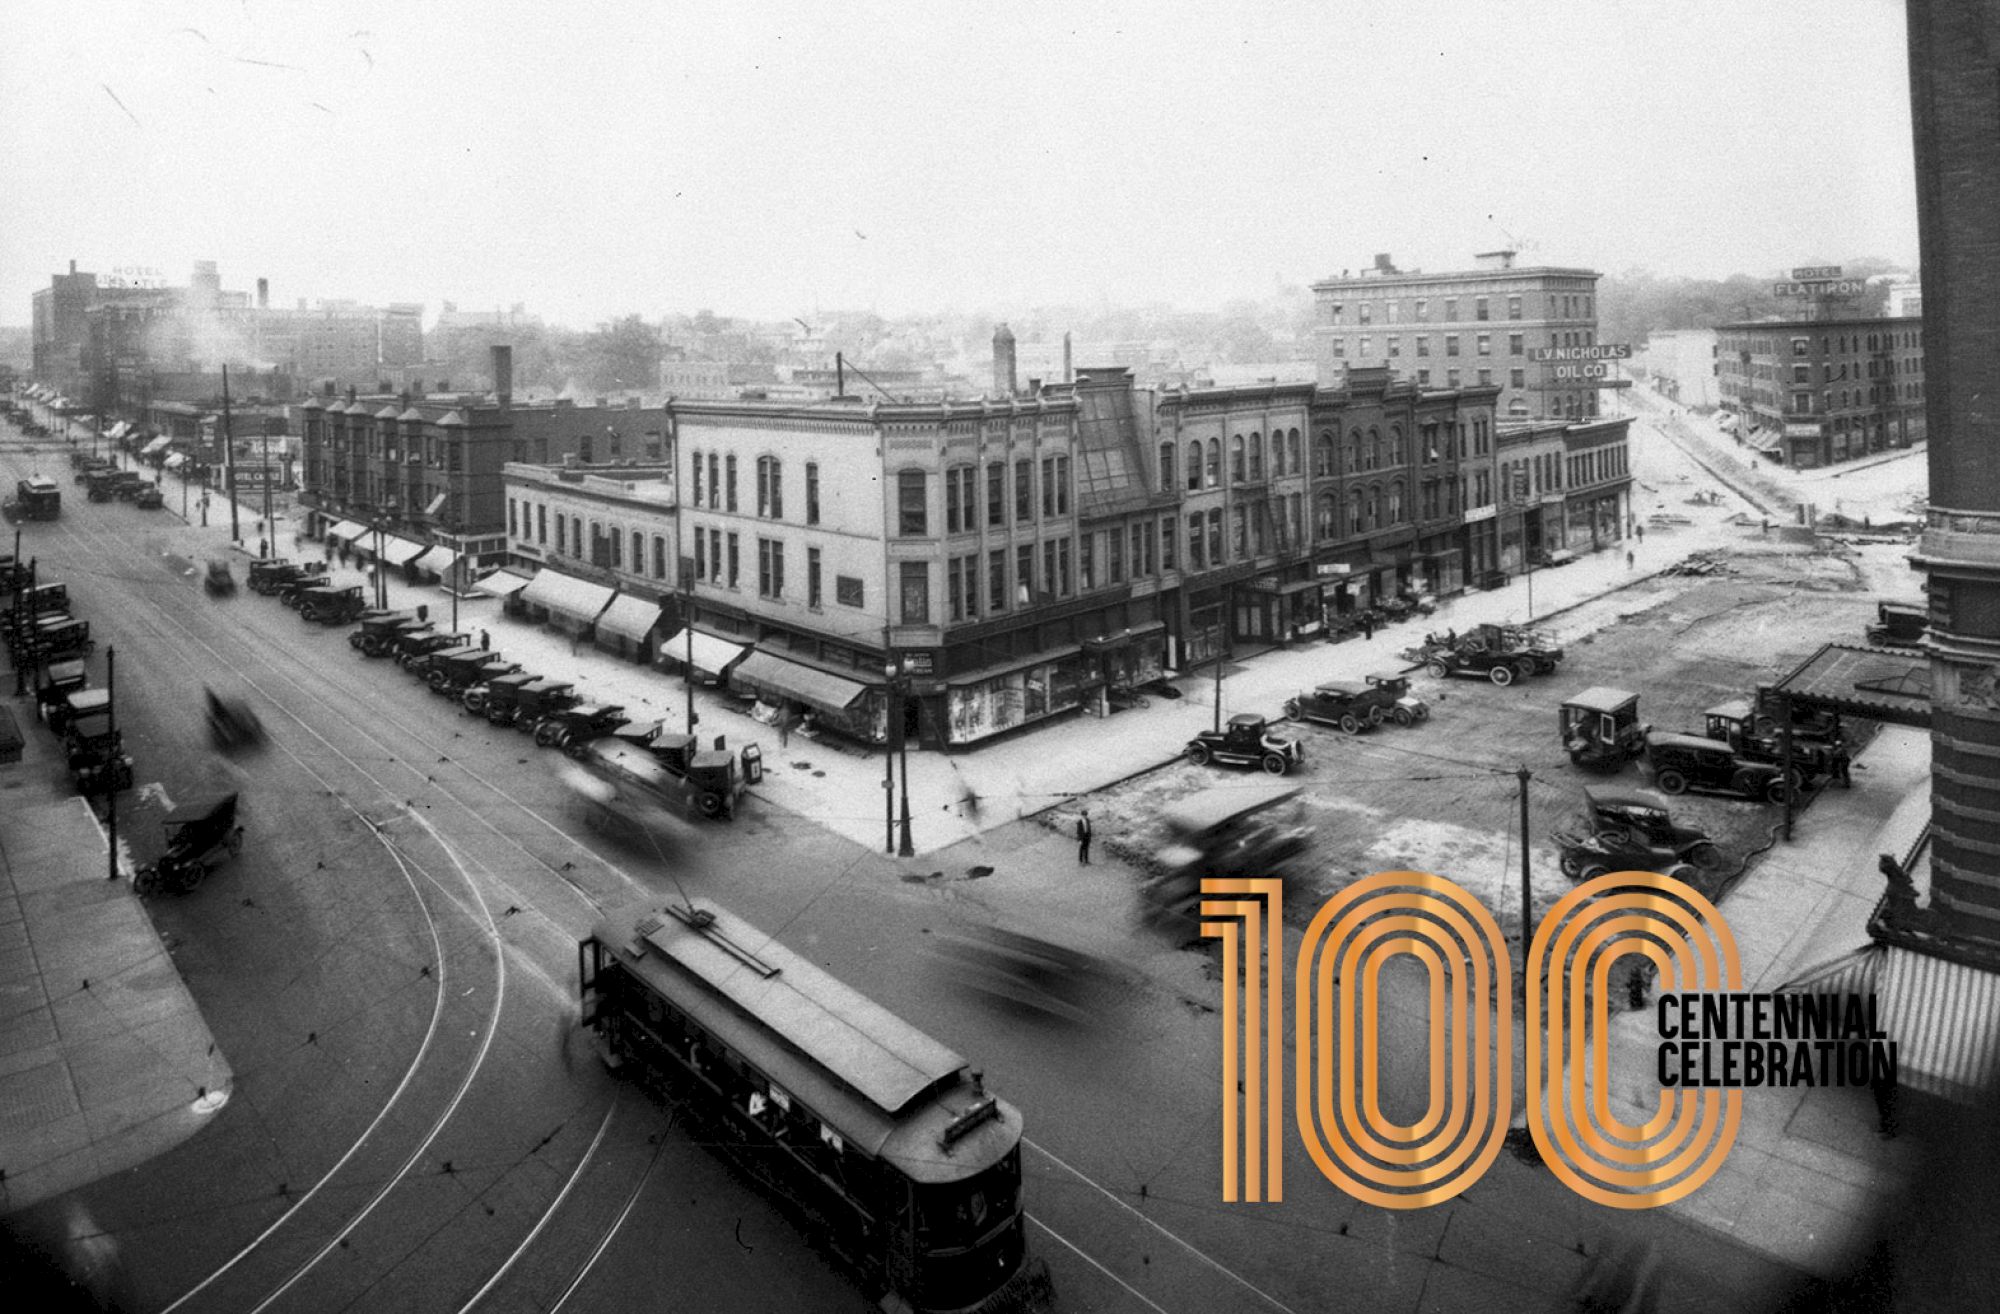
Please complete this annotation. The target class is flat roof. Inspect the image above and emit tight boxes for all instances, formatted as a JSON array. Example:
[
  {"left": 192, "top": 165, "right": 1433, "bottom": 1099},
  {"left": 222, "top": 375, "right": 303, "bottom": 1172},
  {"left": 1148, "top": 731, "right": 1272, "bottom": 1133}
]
[{"left": 1772, "top": 642, "right": 1932, "bottom": 728}]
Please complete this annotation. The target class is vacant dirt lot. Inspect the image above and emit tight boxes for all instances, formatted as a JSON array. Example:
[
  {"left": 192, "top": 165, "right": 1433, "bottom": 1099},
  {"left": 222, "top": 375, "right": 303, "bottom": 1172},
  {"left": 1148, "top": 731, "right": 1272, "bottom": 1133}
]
[{"left": 1066, "top": 533, "right": 1912, "bottom": 942}]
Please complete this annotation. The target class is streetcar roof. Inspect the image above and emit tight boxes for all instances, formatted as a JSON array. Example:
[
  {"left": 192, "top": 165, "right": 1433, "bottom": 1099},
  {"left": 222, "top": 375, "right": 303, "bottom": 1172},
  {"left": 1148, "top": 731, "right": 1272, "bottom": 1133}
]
[{"left": 595, "top": 899, "right": 1003, "bottom": 1169}]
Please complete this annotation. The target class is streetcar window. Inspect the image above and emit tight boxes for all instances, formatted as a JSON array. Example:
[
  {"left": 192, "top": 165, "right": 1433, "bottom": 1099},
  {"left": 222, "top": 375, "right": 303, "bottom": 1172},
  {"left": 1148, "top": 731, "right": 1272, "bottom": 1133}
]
[{"left": 914, "top": 1148, "right": 1019, "bottom": 1242}]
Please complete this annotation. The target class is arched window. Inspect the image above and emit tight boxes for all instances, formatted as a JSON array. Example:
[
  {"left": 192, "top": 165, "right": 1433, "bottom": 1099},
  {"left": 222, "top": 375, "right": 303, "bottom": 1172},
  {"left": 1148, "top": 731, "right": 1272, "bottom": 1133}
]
[
  {"left": 1289, "top": 428, "right": 1303, "bottom": 474},
  {"left": 1230, "top": 434, "right": 1246, "bottom": 483},
  {"left": 1348, "top": 429, "right": 1365, "bottom": 473},
  {"left": 1347, "top": 489, "right": 1364, "bottom": 536},
  {"left": 1390, "top": 425, "right": 1405, "bottom": 464},
  {"left": 1248, "top": 432, "right": 1264, "bottom": 481},
  {"left": 1270, "top": 433, "right": 1285, "bottom": 478},
  {"left": 1205, "top": 438, "right": 1220, "bottom": 488},
  {"left": 1186, "top": 440, "right": 1202, "bottom": 491},
  {"left": 1317, "top": 493, "right": 1339, "bottom": 539},
  {"left": 1159, "top": 441, "right": 1176, "bottom": 492},
  {"left": 1388, "top": 481, "right": 1404, "bottom": 523},
  {"left": 1316, "top": 430, "right": 1336, "bottom": 476}
]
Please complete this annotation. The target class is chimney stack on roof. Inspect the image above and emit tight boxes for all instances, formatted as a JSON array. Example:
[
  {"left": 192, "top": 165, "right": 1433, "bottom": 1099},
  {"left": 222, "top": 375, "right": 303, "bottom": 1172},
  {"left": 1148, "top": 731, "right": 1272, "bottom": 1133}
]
[
  {"left": 993, "top": 323, "right": 1017, "bottom": 399},
  {"left": 491, "top": 344, "right": 513, "bottom": 407},
  {"left": 257, "top": 277, "right": 269, "bottom": 308}
]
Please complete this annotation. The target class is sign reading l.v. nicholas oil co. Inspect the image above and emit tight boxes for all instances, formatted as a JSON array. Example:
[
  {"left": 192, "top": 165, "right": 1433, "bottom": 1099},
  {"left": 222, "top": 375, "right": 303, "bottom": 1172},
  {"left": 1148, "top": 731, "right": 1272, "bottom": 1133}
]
[{"left": 1202, "top": 872, "right": 1895, "bottom": 1210}]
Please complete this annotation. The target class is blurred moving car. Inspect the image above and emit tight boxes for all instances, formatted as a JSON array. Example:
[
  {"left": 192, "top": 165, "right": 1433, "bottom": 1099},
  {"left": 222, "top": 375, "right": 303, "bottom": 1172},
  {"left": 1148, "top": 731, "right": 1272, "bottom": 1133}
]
[
  {"left": 205, "top": 688, "right": 267, "bottom": 754},
  {"left": 935, "top": 926, "right": 1121, "bottom": 1025},
  {"left": 1144, "top": 782, "right": 1312, "bottom": 930}
]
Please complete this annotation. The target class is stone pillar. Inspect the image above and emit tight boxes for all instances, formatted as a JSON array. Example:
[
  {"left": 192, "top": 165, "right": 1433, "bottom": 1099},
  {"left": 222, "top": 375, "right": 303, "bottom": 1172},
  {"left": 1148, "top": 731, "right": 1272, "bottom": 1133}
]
[{"left": 1909, "top": 0, "right": 2000, "bottom": 938}]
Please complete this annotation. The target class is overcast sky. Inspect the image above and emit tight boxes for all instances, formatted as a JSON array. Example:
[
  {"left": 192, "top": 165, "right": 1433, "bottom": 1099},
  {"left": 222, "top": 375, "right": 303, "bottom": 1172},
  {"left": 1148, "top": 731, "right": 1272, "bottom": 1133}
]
[{"left": 1, "top": 0, "right": 1917, "bottom": 328}]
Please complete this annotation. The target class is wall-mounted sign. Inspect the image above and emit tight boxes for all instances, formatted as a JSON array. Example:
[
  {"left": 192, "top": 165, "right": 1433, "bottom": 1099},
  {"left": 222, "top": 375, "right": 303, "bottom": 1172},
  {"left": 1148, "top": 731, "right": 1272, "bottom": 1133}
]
[
  {"left": 1791, "top": 265, "right": 1843, "bottom": 280},
  {"left": 101, "top": 265, "right": 166, "bottom": 289},
  {"left": 1530, "top": 344, "right": 1632, "bottom": 363},
  {"left": 1783, "top": 422, "right": 1822, "bottom": 438}
]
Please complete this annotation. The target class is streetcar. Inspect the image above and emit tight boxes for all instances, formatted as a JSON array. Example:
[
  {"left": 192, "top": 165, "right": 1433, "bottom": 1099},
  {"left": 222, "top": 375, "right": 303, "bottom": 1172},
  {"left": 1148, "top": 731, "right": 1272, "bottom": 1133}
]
[{"left": 580, "top": 899, "right": 1050, "bottom": 1313}]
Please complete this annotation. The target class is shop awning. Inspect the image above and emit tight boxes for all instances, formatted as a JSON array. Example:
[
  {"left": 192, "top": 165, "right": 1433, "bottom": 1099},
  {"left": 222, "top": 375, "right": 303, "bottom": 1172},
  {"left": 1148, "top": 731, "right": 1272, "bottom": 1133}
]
[
  {"left": 107, "top": 422, "right": 132, "bottom": 440},
  {"left": 163, "top": 454, "right": 188, "bottom": 470},
  {"left": 411, "top": 546, "right": 459, "bottom": 575},
  {"left": 1879, "top": 945, "right": 2000, "bottom": 1103},
  {"left": 379, "top": 536, "right": 428, "bottom": 567},
  {"left": 1743, "top": 428, "right": 1784, "bottom": 453},
  {"left": 520, "top": 568, "right": 616, "bottom": 625},
  {"left": 472, "top": 568, "right": 533, "bottom": 597},
  {"left": 327, "top": 519, "right": 368, "bottom": 542},
  {"left": 141, "top": 434, "right": 172, "bottom": 455},
  {"left": 659, "top": 628, "right": 751, "bottom": 679},
  {"left": 1083, "top": 619, "right": 1168, "bottom": 651},
  {"left": 732, "top": 649, "right": 870, "bottom": 713},
  {"left": 597, "top": 594, "right": 665, "bottom": 644},
  {"left": 945, "top": 644, "right": 1084, "bottom": 687}
]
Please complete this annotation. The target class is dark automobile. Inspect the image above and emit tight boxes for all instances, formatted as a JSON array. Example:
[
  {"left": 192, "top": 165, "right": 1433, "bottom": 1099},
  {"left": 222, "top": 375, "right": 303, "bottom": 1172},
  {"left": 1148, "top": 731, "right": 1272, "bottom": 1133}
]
[
  {"left": 1186, "top": 713, "right": 1305, "bottom": 775},
  {"left": 426, "top": 648, "right": 519, "bottom": 696},
  {"left": 63, "top": 703, "right": 133, "bottom": 795},
  {"left": 513, "top": 678, "right": 582, "bottom": 733},
  {"left": 299, "top": 584, "right": 367, "bottom": 625},
  {"left": 464, "top": 670, "right": 540, "bottom": 723},
  {"left": 1145, "top": 782, "right": 1312, "bottom": 929},
  {"left": 535, "top": 702, "right": 631, "bottom": 754},
  {"left": 258, "top": 561, "right": 330, "bottom": 599},
  {"left": 1284, "top": 681, "right": 1381, "bottom": 733},
  {"left": 243, "top": 558, "right": 292, "bottom": 592},
  {"left": 392, "top": 629, "right": 469, "bottom": 668},
  {"left": 351, "top": 613, "right": 428, "bottom": 657},
  {"left": 1551, "top": 828, "right": 1697, "bottom": 884},
  {"left": 1580, "top": 785, "right": 1722, "bottom": 869},
  {"left": 1362, "top": 671, "right": 1429, "bottom": 726},
  {"left": 1644, "top": 731, "right": 1794, "bottom": 805},
  {"left": 203, "top": 560, "right": 237, "bottom": 597},
  {"left": 1560, "top": 687, "right": 1648, "bottom": 770},
  {"left": 1865, "top": 600, "right": 1927, "bottom": 648},
  {"left": 132, "top": 794, "right": 244, "bottom": 897},
  {"left": 603, "top": 723, "right": 747, "bottom": 819},
  {"left": 34, "top": 659, "right": 89, "bottom": 726},
  {"left": 1703, "top": 699, "right": 1839, "bottom": 778},
  {"left": 1749, "top": 685, "right": 1845, "bottom": 743},
  {"left": 935, "top": 925, "right": 1121, "bottom": 1025},
  {"left": 133, "top": 483, "right": 164, "bottom": 509},
  {"left": 205, "top": 688, "right": 267, "bottom": 755}
]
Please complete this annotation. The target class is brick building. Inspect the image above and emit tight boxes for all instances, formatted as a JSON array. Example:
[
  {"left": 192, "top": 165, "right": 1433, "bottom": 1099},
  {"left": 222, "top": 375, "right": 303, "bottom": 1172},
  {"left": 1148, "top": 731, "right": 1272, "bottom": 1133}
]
[
  {"left": 1714, "top": 316, "right": 1927, "bottom": 467},
  {"left": 1312, "top": 251, "right": 1608, "bottom": 422}
]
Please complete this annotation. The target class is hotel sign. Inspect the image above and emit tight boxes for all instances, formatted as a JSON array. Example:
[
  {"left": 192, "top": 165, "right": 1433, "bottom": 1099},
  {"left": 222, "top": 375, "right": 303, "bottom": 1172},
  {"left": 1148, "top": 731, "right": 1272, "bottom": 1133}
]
[
  {"left": 1773, "top": 279, "right": 1866, "bottom": 298},
  {"left": 1791, "top": 265, "right": 1843, "bottom": 280}
]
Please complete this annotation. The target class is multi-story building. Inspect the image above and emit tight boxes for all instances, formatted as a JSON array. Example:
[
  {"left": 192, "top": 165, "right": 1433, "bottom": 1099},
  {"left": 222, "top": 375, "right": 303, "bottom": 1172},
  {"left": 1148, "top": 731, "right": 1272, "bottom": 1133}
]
[
  {"left": 298, "top": 348, "right": 670, "bottom": 570},
  {"left": 503, "top": 461, "right": 678, "bottom": 658},
  {"left": 1630, "top": 328, "right": 1721, "bottom": 410},
  {"left": 1714, "top": 316, "right": 1927, "bottom": 467},
  {"left": 1312, "top": 251, "right": 1608, "bottom": 423}
]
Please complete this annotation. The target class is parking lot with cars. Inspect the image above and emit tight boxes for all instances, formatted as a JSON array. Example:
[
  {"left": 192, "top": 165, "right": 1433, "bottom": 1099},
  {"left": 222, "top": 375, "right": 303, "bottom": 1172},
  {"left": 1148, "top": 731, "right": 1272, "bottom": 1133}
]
[{"left": 1060, "top": 538, "right": 1896, "bottom": 940}]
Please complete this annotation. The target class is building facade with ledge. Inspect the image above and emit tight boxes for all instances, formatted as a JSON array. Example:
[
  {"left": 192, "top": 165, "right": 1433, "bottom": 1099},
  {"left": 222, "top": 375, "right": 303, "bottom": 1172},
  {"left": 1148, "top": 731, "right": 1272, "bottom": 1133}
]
[
  {"left": 1714, "top": 316, "right": 1927, "bottom": 467},
  {"left": 502, "top": 462, "right": 678, "bottom": 657}
]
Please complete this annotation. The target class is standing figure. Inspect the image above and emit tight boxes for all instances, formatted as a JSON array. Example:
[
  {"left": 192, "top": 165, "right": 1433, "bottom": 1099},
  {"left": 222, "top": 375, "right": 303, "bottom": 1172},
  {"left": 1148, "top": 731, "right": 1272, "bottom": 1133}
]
[{"left": 1076, "top": 809, "right": 1093, "bottom": 865}]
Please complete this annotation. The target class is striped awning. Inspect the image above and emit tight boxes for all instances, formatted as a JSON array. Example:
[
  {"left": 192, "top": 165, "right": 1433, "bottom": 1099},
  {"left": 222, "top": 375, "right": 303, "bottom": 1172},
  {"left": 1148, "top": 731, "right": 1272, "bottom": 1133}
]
[
  {"left": 327, "top": 519, "right": 368, "bottom": 542},
  {"left": 1776, "top": 945, "right": 1883, "bottom": 999},
  {"left": 164, "top": 454, "right": 188, "bottom": 470},
  {"left": 659, "top": 628, "right": 751, "bottom": 680},
  {"left": 141, "top": 434, "right": 173, "bottom": 455},
  {"left": 520, "top": 569, "right": 616, "bottom": 625},
  {"left": 379, "top": 536, "right": 427, "bottom": 567},
  {"left": 1879, "top": 945, "right": 2000, "bottom": 1103},
  {"left": 596, "top": 594, "right": 664, "bottom": 644}
]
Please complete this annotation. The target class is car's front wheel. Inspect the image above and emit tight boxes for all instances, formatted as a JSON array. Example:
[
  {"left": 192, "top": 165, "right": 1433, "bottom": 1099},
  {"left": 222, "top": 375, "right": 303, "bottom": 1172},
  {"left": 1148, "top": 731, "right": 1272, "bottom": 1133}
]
[
  {"left": 1260, "top": 753, "right": 1290, "bottom": 776},
  {"left": 1392, "top": 706, "right": 1414, "bottom": 728},
  {"left": 1654, "top": 768, "right": 1689, "bottom": 795},
  {"left": 1426, "top": 660, "right": 1450, "bottom": 679},
  {"left": 1283, "top": 699, "right": 1300, "bottom": 720},
  {"left": 1488, "top": 664, "right": 1517, "bottom": 687},
  {"left": 1187, "top": 742, "right": 1213, "bottom": 766}
]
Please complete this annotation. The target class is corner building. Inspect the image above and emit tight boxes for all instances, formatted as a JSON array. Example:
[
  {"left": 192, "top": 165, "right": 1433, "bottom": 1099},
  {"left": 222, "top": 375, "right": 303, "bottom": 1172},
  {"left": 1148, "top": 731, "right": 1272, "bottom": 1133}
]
[{"left": 1715, "top": 316, "right": 1927, "bottom": 467}]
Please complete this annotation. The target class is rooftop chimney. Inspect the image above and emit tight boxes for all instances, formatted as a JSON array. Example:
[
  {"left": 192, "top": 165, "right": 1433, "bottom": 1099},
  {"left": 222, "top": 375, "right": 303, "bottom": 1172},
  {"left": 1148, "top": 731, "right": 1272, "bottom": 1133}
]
[
  {"left": 491, "top": 344, "right": 513, "bottom": 407},
  {"left": 993, "top": 323, "right": 1017, "bottom": 399},
  {"left": 69, "top": 259, "right": 76, "bottom": 275},
  {"left": 256, "top": 277, "right": 269, "bottom": 308},
  {"left": 1374, "top": 253, "right": 1398, "bottom": 273},
  {"left": 1063, "top": 331, "right": 1073, "bottom": 383}
]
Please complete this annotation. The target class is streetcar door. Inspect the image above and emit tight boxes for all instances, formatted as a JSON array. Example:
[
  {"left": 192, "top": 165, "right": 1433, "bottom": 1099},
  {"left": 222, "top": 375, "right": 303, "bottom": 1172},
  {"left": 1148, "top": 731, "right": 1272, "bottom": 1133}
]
[
  {"left": 578, "top": 937, "right": 606, "bottom": 1028},
  {"left": 883, "top": 1175, "right": 917, "bottom": 1299}
]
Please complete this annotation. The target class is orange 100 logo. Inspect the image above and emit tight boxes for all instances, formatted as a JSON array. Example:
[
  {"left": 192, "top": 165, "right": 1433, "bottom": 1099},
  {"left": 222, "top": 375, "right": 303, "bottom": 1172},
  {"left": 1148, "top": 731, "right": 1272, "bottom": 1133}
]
[{"left": 1201, "top": 871, "right": 1743, "bottom": 1211}]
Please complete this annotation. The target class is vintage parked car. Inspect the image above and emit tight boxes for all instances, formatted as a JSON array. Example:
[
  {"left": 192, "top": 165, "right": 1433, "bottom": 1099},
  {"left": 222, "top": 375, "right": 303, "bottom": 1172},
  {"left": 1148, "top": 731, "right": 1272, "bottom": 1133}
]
[
  {"left": 1865, "top": 601, "right": 1927, "bottom": 648},
  {"left": 1560, "top": 687, "right": 1649, "bottom": 769},
  {"left": 298, "top": 584, "right": 368, "bottom": 625},
  {"left": 463, "top": 670, "right": 540, "bottom": 721},
  {"left": 1749, "top": 685, "right": 1845, "bottom": 743},
  {"left": 1703, "top": 699, "right": 1839, "bottom": 778},
  {"left": 1362, "top": 672, "right": 1429, "bottom": 726},
  {"left": 1283, "top": 681, "right": 1382, "bottom": 734},
  {"left": 426, "top": 648, "right": 519, "bottom": 696},
  {"left": 392, "top": 629, "right": 469, "bottom": 669},
  {"left": 34, "top": 659, "right": 89, "bottom": 726},
  {"left": 132, "top": 483, "right": 164, "bottom": 509},
  {"left": 1551, "top": 827, "right": 1698, "bottom": 885},
  {"left": 512, "top": 678, "right": 583, "bottom": 733},
  {"left": 350, "top": 612, "right": 428, "bottom": 656},
  {"left": 1408, "top": 642, "right": 1539, "bottom": 687},
  {"left": 258, "top": 561, "right": 330, "bottom": 599},
  {"left": 535, "top": 702, "right": 631, "bottom": 754},
  {"left": 1644, "top": 731, "right": 1795, "bottom": 805},
  {"left": 62, "top": 702, "right": 133, "bottom": 795},
  {"left": 132, "top": 794, "right": 244, "bottom": 897},
  {"left": 1186, "top": 714, "right": 1305, "bottom": 776},
  {"left": 1579, "top": 785, "right": 1723, "bottom": 869}
]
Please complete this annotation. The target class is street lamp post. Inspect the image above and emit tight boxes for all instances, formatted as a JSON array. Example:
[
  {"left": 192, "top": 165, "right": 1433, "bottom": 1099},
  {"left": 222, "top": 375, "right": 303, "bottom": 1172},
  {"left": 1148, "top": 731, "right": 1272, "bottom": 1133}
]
[{"left": 882, "top": 655, "right": 915, "bottom": 858}]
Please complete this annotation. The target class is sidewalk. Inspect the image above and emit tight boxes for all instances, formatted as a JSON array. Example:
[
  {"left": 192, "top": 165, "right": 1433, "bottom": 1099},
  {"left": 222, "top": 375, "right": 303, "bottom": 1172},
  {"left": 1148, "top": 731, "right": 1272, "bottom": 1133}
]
[
  {"left": 0, "top": 706, "right": 231, "bottom": 1214},
  {"left": 1592, "top": 725, "right": 1930, "bottom": 1272},
  {"left": 156, "top": 409, "right": 1788, "bottom": 858}
]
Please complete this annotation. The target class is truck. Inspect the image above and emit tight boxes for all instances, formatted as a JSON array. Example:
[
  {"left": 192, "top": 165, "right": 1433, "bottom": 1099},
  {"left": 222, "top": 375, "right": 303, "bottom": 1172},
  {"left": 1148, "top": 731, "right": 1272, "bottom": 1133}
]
[
  {"left": 565, "top": 736, "right": 747, "bottom": 827},
  {"left": 14, "top": 476, "right": 60, "bottom": 521}
]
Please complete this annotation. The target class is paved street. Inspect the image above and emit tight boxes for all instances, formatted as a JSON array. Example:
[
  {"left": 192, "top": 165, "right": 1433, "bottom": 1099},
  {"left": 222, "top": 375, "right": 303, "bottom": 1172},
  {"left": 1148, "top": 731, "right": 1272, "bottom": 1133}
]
[{"left": 1, "top": 399, "right": 1923, "bottom": 1313}]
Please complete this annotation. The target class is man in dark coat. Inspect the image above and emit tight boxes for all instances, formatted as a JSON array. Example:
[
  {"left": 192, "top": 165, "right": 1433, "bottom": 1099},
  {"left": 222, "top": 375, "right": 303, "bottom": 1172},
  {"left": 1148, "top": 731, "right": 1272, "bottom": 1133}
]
[{"left": 1076, "top": 809, "right": 1093, "bottom": 865}]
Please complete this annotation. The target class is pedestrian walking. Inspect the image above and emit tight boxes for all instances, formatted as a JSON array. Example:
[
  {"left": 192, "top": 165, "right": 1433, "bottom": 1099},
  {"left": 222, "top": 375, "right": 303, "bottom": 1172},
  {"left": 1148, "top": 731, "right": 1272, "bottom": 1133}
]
[
  {"left": 1635, "top": 524, "right": 1644, "bottom": 544},
  {"left": 779, "top": 704, "right": 792, "bottom": 749},
  {"left": 258, "top": 537, "right": 268, "bottom": 559},
  {"left": 1832, "top": 746, "right": 1853, "bottom": 788},
  {"left": 1625, "top": 550, "right": 1635, "bottom": 569},
  {"left": 1076, "top": 809, "right": 1093, "bottom": 865},
  {"left": 479, "top": 628, "right": 490, "bottom": 651},
  {"left": 1361, "top": 611, "right": 1375, "bottom": 640}
]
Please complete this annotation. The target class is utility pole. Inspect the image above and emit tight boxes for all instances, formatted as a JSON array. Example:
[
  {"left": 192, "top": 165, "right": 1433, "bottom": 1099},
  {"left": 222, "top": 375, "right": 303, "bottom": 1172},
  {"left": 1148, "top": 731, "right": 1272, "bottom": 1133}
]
[
  {"left": 1517, "top": 765, "right": 1533, "bottom": 1009},
  {"left": 1212, "top": 584, "right": 1231, "bottom": 734},
  {"left": 259, "top": 422, "right": 274, "bottom": 541},
  {"left": 1780, "top": 696, "right": 1796, "bottom": 842},
  {"left": 883, "top": 624, "right": 897, "bottom": 854},
  {"left": 106, "top": 647, "right": 119, "bottom": 881},
  {"left": 222, "top": 366, "right": 240, "bottom": 544}
]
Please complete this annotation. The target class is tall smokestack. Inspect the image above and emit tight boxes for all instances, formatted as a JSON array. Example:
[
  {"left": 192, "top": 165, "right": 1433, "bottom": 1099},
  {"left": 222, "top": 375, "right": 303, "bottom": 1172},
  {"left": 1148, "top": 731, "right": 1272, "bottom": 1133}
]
[
  {"left": 491, "top": 344, "right": 513, "bottom": 407},
  {"left": 257, "top": 278, "right": 269, "bottom": 309},
  {"left": 993, "top": 323, "right": 1017, "bottom": 399},
  {"left": 1063, "top": 331, "right": 1074, "bottom": 384}
]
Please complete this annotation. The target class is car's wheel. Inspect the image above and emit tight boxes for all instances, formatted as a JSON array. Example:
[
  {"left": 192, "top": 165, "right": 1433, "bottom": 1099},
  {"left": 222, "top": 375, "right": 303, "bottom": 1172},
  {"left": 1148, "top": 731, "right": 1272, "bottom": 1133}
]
[
  {"left": 300, "top": 606, "right": 319, "bottom": 623},
  {"left": 1187, "top": 743, "right": 1212, "bottom": 766},
  {"left": 1366, "top": 705, "right": 1385, "bottom": 726},
  {"left": 1579, "top": 862, "right": 1611, "bottom": 883},
  {"left": 1260, "top": 753, "right": 1290, "bottom": 776},
  {"left": 463, "top": 691, "right": 487, "bottom": 714},
  {"left": 534, "top": 721, "right": 562, "bottom": 747},
  {"left": 132, "top": 865, "right": 161, "bottom": 897},
  {"left": 1753, "top": 715, "right": 1778, "bottom": 737},
  {"left": 1560, "top": 851, "right": 1583, "bottom": 879},
  {"left": 1338, "top": 713, "right": 1361, "bottom": 734},
  {"left": 1654, "top": 768, "right": 1689, "bottom": 795},
  {"left": 1763, "top": 776, "right": 1792, "bottom": 806},
  {"left": 426, "top": 671, "right": 449, "bottom": 691},
  {"left": 1664, "top": 863, "right": 1699, "bottom": 885},
  {"left": 564, "top": 736, "right": 592, "bottom": 760},
  {"left": 1488, "top": 664, "right": 1517, "bottom": 687},
  {"left": 1283, "top": 698, "right": 1300, "bottom": 720},
  {"left": 1688, "top": 841, "right": 1723, "bottom": 868},
  {"left": 696, "top": 792, "right": 725, "bottom": 819},
  {"left": 1426, "top": 660, "right": 1450, "bottom": 679},
  {"left": 1392, "top": 706, "right": 1414, "bottom": 727},
  {"left": 1516, "top": 659, "right": 1537, "bottom": 681}
]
